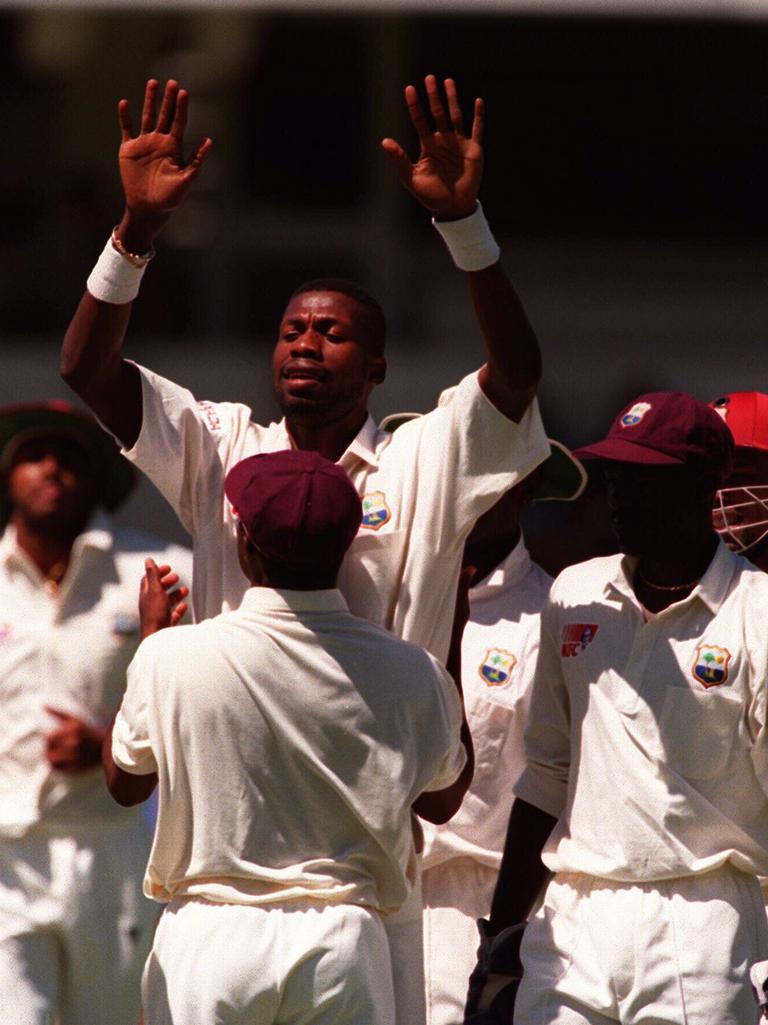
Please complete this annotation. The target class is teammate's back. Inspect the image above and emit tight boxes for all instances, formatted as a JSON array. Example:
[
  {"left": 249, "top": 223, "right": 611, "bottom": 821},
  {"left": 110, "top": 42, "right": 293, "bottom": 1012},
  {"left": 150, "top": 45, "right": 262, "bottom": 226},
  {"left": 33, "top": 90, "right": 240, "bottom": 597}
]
[{"left": 116, "top": 586, "right": 464, "bottom": 912}]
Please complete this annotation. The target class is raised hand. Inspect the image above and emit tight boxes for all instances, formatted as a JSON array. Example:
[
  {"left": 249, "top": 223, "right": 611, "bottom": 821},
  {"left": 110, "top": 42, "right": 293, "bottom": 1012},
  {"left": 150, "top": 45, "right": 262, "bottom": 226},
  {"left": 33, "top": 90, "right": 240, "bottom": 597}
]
[
  {"left": 139, "top": 557, "right": 189, "bottom": 639},
  {"left": 117, "top": 79, "right": 212, "bottom": 237},
  {"left": 382, "top": 75, "right": 484, "bottom": 221}
]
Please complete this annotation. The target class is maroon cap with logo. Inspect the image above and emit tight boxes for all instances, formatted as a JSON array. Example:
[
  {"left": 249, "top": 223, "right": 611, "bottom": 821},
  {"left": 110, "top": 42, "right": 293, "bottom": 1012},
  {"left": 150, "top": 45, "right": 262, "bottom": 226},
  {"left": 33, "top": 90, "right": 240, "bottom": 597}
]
[
  {"left": 574, "top": 391, "right": 734, "bottom": 479},
  {"left": 224, "top": 449, "right": 362, "bottom": 571}
]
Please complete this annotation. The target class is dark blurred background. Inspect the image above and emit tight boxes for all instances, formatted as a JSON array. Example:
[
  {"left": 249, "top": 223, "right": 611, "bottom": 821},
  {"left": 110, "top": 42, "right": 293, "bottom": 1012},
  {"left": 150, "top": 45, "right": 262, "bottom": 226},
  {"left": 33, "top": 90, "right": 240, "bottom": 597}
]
[{"left": 2, "top": 4, "right": 768, "bottom": 571}]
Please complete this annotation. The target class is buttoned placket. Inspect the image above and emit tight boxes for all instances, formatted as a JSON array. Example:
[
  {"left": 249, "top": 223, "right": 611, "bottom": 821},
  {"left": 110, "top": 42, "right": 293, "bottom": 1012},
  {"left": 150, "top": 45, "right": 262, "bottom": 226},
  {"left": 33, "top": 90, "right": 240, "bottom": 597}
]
[{"left": 602, "top": 555, "right": 725, "bottom": 720}]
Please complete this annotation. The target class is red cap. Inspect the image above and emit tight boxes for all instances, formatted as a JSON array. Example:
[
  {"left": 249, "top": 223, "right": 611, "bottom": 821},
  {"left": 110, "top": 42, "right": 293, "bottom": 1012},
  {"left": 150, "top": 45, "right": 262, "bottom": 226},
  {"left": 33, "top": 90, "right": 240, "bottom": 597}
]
[
  {"left": 224, "top": 449, "right": 362, "bottom": 572},
  {"left": 574, "top": 391, "right": 734, "bottom": 479},
  {"left": 710, "top": 392, "right": 768, "bottom": 452}
]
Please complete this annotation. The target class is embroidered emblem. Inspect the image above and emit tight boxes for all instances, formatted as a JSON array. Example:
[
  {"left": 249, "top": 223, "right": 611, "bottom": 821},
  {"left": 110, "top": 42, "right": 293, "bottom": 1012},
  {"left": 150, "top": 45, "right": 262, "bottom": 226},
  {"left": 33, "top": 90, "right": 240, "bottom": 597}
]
[
  {"left": 561, "top": 623, "right": 599, "bottom": 658},
  {"left": 692, "top": 644, "right": 731, "bottom": 688},
  {"left": 620, "top": 402, "right": 652, "bottom": 428},
  {"left": 198, "top": 401, "right": 222, "bottom": 432},
  {"left": 0, "top": 624, "right": 12, "bottom": 642},
  {"left": 112, "top": 612, "right": 140, "bottom": 638},
  {"left": 360, "top": 491, "right": 391, "bottom": 530},
  {"left": 479, "top": 648, "right": 517, "bottom": 687}
]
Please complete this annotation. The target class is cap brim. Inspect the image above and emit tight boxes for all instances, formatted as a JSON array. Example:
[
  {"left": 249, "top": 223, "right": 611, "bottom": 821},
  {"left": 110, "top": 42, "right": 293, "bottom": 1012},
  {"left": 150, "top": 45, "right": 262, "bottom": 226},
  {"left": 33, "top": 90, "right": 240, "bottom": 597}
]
[
  {"left": 573, "top": 438, "right": 684, "bottom": 465},
  {"left": 534, "top": 440, "right": 588, "bottom": 502},
  {"left": 0, "top": 403, "right": 135, "bottom": 510}
]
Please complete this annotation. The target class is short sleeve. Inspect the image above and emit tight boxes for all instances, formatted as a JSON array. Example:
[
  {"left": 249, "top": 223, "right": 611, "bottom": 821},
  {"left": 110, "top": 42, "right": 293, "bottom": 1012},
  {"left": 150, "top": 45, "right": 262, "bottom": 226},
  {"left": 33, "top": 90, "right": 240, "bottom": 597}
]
[
  {"left": 393, "top": 372, "right": 550, "bottom": 552},
  {"left": 420, "top": 659, "right": 468, "bottom": 793},
  {"left": 120, "top": 363, "right": 250, "bottom": 536},
  {"left": 111, "top": 643, "right": 158, "bottom": 776},
  {"left": 513, "top": 598, "right": 571, "bottom": 818}
]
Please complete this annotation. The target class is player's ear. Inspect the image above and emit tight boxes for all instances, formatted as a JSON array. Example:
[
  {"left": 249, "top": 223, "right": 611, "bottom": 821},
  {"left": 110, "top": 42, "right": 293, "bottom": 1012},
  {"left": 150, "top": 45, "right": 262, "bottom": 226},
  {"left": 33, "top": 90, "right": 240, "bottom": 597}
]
[{"left": 369, "top": 356, "right": 386, "bottom": 387}]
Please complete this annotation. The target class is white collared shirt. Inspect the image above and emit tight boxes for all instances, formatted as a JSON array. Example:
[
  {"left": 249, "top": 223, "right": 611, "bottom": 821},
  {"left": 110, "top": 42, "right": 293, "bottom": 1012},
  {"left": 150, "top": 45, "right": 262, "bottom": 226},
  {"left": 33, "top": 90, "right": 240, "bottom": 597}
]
[
  {"left": 122, "top": 363, "right": 549, "bottom": 662},
  {"left": 0, "top": 513, "right": 192, "bottom": 837},
  {"left": 515, "top": 540, "right": 768, "bottom": 881},
  {"left": 422, "top": 537, "right": 552, "bottom": 871},
  {"left": 112, "top": 587, "right": 466, "bottom": 911}
]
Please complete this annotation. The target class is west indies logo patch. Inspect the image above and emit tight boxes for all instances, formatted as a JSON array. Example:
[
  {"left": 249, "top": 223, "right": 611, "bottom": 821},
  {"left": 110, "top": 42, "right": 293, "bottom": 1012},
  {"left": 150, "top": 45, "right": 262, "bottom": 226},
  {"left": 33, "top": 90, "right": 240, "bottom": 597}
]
[
  {"left": 360, "top": 492, "right": 391, "bottom": 530},
  {"left": 478, "top": 648, "right": 517, "bottom": 687},
  {"left": 692, "top": 644, "right": 731, "bottom": 688},
  {"left": 620, "top": 402, "right": 652, "bottom": 428},
  {"left": 561, "top": 623, "right": 599, "bottom": 658}
]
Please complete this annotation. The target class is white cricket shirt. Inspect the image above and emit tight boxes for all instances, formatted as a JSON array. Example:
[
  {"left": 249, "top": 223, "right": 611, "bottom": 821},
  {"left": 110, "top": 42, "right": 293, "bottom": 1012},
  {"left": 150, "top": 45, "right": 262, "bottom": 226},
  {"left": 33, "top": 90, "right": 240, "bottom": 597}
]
[
  {"left": 0, "top": 514, "right": 191, "bottom": 837},
  {"left": 422, "top": 536, "right": 552, "bottom": 871},
  {"left": 112, "top": 587, "right": 466, "bottom": 912},
  {"left": 515, "top": 540, "right": 768, "bottom": 881},
  {"left": 121, "top": 363, "right": 549, "bottom": 661}
]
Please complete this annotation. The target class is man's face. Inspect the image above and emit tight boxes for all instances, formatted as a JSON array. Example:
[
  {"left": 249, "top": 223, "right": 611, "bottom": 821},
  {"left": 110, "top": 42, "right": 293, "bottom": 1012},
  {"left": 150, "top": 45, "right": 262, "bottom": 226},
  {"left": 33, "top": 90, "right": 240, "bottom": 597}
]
[
  {"left": 272, "top": 291, "right": 385, "bottom": 428},
  {"left": 712, "top": 447, "right": 768, "bottom": 558},
  {"left": 603, "top": 461, "right": 714, "bottom": 557},
  {"left": 6, "top": 435, "right": 97, "bottom": 535}
]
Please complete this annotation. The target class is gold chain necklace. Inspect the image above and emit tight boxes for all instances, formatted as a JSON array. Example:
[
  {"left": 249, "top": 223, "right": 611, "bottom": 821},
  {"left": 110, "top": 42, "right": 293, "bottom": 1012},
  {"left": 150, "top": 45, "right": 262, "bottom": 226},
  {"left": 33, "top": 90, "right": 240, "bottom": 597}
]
[{"left": 636, "top": 568, "right": 701, "bottom": 592}]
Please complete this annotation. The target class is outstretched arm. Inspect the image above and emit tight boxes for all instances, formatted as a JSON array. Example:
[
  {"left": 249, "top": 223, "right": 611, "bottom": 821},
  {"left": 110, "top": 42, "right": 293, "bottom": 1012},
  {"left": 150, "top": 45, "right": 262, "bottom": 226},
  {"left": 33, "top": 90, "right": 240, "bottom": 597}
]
[
  {"left": 61, "top": 79, "right": 212, "bottom": 448},
  {"left": 382, "top": 76, "right": 541, "bottom": 423}
]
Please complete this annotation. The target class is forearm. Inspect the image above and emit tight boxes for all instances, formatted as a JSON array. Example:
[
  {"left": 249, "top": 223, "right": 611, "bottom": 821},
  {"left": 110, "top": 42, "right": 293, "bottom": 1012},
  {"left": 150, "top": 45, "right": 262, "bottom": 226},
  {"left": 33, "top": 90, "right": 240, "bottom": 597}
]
[
  {"left": 412, "top": 720, "right": 474, "bottom": 824},
  {"left": 102, "top": 718, "right": 157, "bottom": 807},
  {"left": 60, "top": 275, "right": 143, "bottom": 449},
  {"left": 487, "top": 797, "right": 556, "bottom": 933},
  {"left": 472, "top": 263, "right": 542, "bottom": 417}
]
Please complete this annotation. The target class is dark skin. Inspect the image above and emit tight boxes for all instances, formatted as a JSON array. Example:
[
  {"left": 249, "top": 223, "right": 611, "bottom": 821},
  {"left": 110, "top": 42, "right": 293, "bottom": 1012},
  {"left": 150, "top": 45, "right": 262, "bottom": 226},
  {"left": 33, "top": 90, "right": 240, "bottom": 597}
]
[
  {"left": 484, "top": 458, "right": 722, "bottom": 938},
  {"left": 105, "top": 527, "right": 474, "bottom": 823},
  {"left": 61, "top": 76, "right": 540, "bottom": 455},
  {"left": 102, "top": 557, "right": 187, "bottom": 805},
  {"left": 7, "top": 435, "right": 103, "bottom": 773}
]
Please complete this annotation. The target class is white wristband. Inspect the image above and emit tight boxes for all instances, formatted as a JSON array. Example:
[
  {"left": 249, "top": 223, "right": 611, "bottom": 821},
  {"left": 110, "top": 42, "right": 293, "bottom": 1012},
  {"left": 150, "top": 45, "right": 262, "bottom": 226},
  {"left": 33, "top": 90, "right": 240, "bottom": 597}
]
[
  {"left": 86, "top": 236, "right": 147, "bottom": 305},
  {"left": 431, "top": 202, "right": 500, "bottom": 272}
]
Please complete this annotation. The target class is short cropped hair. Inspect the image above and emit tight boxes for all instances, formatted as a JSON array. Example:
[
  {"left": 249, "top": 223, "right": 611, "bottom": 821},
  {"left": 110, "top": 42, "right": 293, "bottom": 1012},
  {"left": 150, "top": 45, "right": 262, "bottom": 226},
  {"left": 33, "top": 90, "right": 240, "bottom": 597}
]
[{"left": 289, "top": 278, "right": 386, "bottom": 356}]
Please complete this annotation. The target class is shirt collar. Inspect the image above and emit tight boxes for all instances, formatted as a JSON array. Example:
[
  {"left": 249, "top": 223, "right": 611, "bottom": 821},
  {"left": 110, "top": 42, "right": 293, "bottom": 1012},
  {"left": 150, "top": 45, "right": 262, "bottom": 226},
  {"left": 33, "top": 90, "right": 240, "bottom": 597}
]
[
  {"left": 279, "top": 414, "right": 381, "bottom": 472},
  {"left": 239, "top": 586, "right": 350, "bottom": 616},
  {"left": 0, "top": 510, "right": 114, "bottom": 569},
  {"left": 338, "top": 415, "right": 380, "bottom": 471},
  {"left": 472, "top": 534, "right": 534, "bottom": 594},
  {"left": 605, "top": 539, "right": 738, "bottom": 616}
]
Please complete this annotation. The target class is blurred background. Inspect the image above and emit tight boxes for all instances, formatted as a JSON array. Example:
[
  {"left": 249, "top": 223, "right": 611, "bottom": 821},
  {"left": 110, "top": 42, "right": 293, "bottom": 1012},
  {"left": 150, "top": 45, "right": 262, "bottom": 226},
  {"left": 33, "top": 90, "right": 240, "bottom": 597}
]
[{"left": 2, "top": 0, "right": 768, "bottom": 570}]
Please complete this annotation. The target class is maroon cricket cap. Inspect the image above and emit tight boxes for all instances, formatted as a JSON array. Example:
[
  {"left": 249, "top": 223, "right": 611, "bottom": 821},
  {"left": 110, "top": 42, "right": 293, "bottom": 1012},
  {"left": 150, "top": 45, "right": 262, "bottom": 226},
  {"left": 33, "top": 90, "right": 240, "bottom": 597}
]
[
  {"left": 574, "top": 391, "right": 734, "bottom": 479},
  {"left": 224, "top": 449, "right": 362, "bottom": 571},
  {"left": 709, "top": 392, "right": 768, "bottom": 452}
]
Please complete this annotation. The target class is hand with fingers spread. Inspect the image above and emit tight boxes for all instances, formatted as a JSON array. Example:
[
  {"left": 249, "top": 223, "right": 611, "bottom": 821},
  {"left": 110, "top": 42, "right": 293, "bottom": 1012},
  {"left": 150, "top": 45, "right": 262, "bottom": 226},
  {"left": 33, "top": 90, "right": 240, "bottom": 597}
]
[
  {"left": 382, "top": 74, "right": 484, "bottom": 222},
  {"left": 117, "top": 78, "right": 212, "bottom": 250},
  {"left": 139, "top": 557, "right": 189, "bottom": 640}
]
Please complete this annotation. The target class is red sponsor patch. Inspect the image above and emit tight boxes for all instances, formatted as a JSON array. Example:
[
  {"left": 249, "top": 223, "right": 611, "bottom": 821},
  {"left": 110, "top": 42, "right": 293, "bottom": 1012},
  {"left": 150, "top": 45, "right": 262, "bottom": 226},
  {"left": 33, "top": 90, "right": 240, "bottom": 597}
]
[{"left": 561, "top": 623, "right": 599, "bottom": 657}]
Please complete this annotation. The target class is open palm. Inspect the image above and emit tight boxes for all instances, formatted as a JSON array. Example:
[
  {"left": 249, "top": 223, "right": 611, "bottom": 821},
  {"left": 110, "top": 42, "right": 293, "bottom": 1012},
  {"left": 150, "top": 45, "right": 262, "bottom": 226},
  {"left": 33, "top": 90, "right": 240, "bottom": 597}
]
[
  {"left": 382, "top": 76, "right": 484, "bottom": 220},
  {"left": 118, "top": 79, "right": 211, "bottom": 219}
]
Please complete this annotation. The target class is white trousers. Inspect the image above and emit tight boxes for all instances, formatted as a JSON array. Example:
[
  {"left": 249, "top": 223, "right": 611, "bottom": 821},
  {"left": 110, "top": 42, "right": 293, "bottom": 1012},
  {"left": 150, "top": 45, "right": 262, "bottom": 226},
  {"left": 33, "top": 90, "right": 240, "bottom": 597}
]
[
  {"left": 422, "top": 857, "right": 498, "bottom": 1025},
  {"left": 0, "top": 816, "right": 156, "bottom": 1025},
  {"left": 514, "top": 865, "right": 768, "bottom": 1025},
  {"left": 144, "top": 896, "right": 396, "bottom": 1025},
  {"left": 385, "top": 866, "right": 427, "bottom": 1025}
]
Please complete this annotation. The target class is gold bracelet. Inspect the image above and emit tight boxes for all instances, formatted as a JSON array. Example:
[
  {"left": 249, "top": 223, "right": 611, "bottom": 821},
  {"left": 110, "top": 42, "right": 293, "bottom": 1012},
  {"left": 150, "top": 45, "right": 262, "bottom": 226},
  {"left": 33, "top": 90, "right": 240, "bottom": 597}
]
[{"left": 110, "top": 226, "right": 156, "bottom": 269}]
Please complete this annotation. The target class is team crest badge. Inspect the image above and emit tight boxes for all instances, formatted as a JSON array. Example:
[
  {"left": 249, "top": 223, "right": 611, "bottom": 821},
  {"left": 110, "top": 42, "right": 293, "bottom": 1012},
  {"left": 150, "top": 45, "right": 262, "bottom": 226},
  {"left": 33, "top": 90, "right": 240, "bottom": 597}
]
[
  {"left": 479, "top": 649, "right": 517, "bottom": 687},
  {"left": 361, "top": 491, "right": 391, "bottom": 530},
  {"left": 692, "top": 644, "right": 731, "bottom": 688},
  {"left": 561, "top": 623, "right": 599, "bottom": 658},
  {"left": 620, "top": 402, "right": 652, "bottom": 428}
]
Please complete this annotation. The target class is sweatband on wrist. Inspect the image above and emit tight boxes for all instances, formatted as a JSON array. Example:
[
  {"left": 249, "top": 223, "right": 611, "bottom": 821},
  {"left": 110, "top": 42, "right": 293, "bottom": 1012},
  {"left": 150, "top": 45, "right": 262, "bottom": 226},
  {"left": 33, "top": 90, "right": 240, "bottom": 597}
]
[
  {"left": 432, "top": 202, "right": 500, "bottom": 272},
  {"left": 86, "top": 235, "right": 148, "bottom": 305}
]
